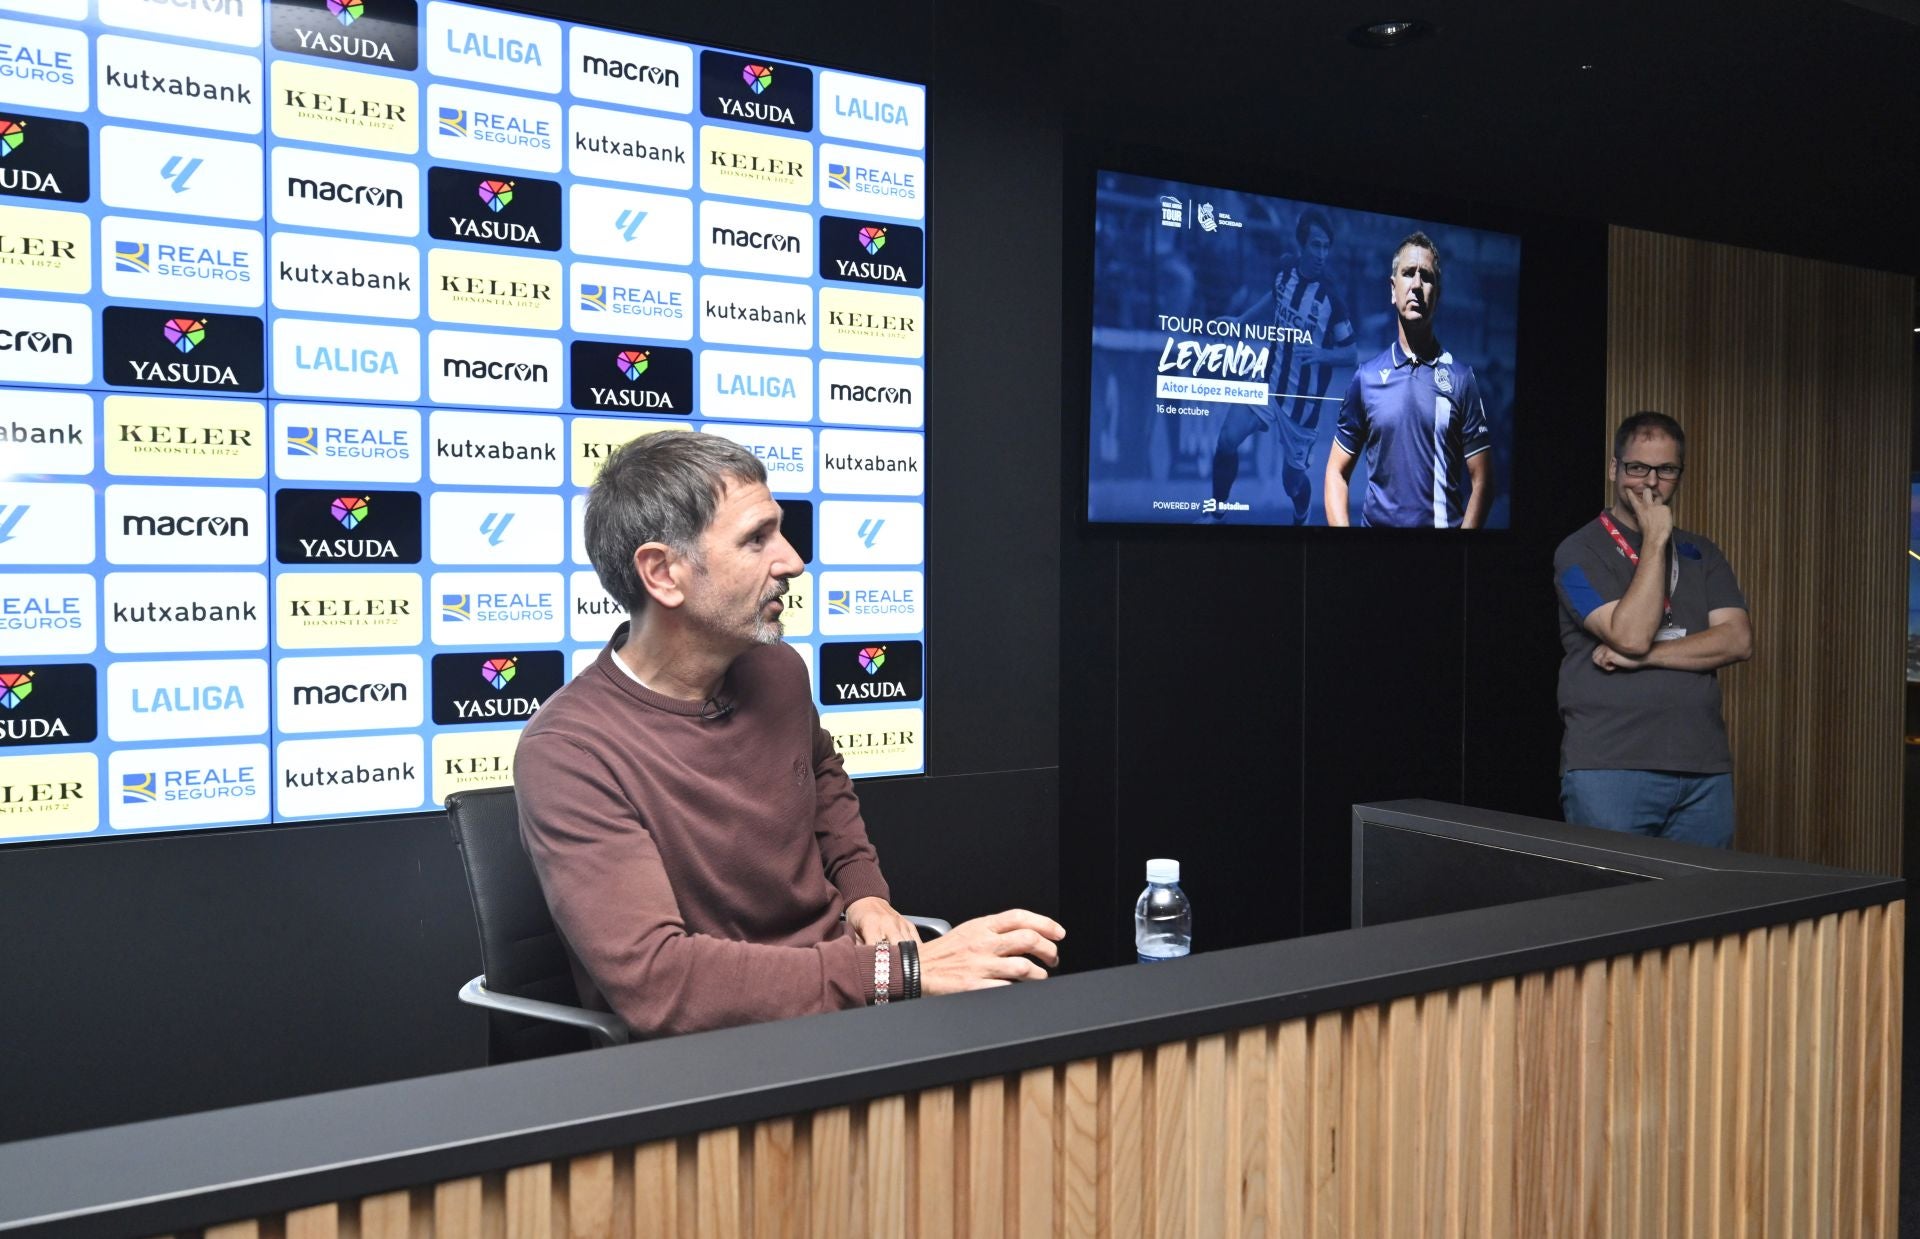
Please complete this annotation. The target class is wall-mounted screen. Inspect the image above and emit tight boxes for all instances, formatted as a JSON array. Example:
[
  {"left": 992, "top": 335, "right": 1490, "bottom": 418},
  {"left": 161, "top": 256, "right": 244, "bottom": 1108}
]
[
  {"left": 1087, "top": 170, "right": 1518, "bottom": 529},
  {"left": 0, "top": 0, "right": 929, "bottom": 844}
]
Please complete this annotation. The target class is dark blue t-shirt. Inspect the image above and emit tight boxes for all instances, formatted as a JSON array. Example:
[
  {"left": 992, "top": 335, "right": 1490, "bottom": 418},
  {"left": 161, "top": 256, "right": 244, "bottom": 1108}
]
[{"left": 1333, "top": 341, "right": 1489, "bottom": 527}]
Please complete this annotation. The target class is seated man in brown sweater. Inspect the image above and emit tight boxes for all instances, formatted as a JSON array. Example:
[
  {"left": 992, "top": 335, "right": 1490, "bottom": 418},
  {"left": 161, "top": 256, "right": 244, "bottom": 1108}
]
[{"left": 516, "top": 431, "right": 1065, "bottom": 1038}]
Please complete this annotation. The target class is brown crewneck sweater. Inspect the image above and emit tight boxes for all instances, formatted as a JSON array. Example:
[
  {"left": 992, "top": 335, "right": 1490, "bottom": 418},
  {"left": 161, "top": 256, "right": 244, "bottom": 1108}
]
[{"left": 515, "top": 628, "right": 894, "bottom": 1038}]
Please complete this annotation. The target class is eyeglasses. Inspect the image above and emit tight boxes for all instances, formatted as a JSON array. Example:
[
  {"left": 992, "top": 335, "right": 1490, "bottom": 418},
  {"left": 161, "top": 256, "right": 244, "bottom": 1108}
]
[{"left": 1618, "top": 460, "right": 1684, "bottom": 481}]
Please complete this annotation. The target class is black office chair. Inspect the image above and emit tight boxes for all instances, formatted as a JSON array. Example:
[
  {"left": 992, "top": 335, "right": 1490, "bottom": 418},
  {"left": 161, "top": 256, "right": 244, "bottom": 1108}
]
[{"left": 447, "top": 785, "right": 950, "bottom": 1063}]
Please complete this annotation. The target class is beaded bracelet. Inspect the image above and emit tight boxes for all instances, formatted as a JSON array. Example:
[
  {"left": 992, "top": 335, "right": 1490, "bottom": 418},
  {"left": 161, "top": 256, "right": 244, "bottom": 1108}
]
[
  {"left": 872, "top": 939, "right": 891, "bottom": 1005},
  {"left": 900, "top": 938, "right": 921, "bottom": 1000}
]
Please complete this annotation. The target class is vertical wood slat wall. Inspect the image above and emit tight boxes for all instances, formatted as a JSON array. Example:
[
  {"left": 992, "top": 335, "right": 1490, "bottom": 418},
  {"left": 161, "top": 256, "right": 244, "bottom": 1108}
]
[
  {"left": 175, "top": 901, "right": 1903, "bottom": 1239},
  {"left": 1606, "top": 226, "right": 1915, "bottom": 871}
]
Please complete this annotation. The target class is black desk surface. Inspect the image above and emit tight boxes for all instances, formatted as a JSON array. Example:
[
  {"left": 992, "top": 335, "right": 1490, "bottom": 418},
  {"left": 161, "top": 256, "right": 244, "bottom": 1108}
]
[{"left": 0, "top": 801, "right": 1899, "bottom": 1238}]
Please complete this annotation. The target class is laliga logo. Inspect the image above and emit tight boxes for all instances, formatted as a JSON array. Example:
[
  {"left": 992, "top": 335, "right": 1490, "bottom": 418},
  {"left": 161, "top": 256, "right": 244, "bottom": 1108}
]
[
  {"left": 481, "top": 657, "right": 516, "bottom": 690},
  {"left": 615, "top": 208, "right": 644, "bottom": 242},
  {"left": 163, "top": 317, "right": 207, "bottom": 353},
  {"left": 615, "top": 349, "right": 648, "bottom": 381},
  {"left": 858, "top": 226, "right": 886, "bottom": 256},
  {"left": 328, "top": 0, "right": 364, "bottom": 25},
  {"left": 742, "top": 64, "right": 773, "bottom": 95},
  {"left": 0, "top": 120, "right": 23, "bottom": 158},
  {"left": 476, "top": 179, "right": 514, "bottom": 213},
  {"left": 331, "top": 495, "right": 370, "bottom": 529},
  {"left": 0, "top": 671, "right": 33, "bottom": 709}
]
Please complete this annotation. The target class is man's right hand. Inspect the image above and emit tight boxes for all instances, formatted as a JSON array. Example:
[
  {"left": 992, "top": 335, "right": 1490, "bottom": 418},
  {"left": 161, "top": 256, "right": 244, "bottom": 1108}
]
[
  {"left": 1623, "top": 485, "right": 1673, "bottom": 544},
  {"left": 919, "top": 909, "right": 1065, "bottom": 994}
]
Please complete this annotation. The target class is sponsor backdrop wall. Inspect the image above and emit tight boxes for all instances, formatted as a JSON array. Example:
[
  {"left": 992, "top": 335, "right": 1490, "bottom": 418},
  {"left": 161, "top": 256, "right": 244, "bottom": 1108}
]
[{"left": 0, "top": 0, "right": 930, "bottom": 843}]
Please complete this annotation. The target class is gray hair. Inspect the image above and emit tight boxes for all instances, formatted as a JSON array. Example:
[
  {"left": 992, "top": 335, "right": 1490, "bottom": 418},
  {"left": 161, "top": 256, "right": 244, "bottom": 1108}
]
[{"left": 584, "top": 432, "right": 768, "bottom": 613}]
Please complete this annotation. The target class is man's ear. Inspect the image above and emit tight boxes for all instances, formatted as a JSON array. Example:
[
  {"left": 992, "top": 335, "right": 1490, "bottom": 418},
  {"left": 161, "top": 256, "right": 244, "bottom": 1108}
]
[{"left": 633, "top": 543, "right": 686, "bottom": 609}]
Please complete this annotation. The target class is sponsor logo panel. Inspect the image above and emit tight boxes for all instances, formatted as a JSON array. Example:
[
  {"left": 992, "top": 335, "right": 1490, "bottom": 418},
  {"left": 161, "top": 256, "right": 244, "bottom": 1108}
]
[
  {"left": 698, "top": 273, "right": 810, "bottom": 351},
  {"left": 568, "top": 260, "right": 690, "bottom": 340},
  {"left": 2, "top": 0, "right": 87, "bottom": 22},
  {"left": 698, "top": 349, "right": 810, "bottom": 423},
  {"left": 276, "top": 732, "right": 424, "bottom": 817},
  {"left": 818, "top": 215, "right": 922, "bottom": 289},
  {"left": 97, "top": 34, "right": 260, "bottom": 132},
  {"left": 101, "top": 215, "right": 265, "bottom": 309},
  {"left": 100, "top": 0, "right": 263, "bottom": 48},
  {"left": 825, "top": 706, "right": 921, "bottom": 777},
  {"left": 819, "top": 499, "right": 923, "bottom": 565},
  {"left": 0, "top": 200, "right": 89, "bottom": 293},
  {"left": 104, "top": 394, "right": 265, "bottom": 478},
  {"left": 274, "top": 652, "right": 425, "bottom": 734},
  {"left": 102, "top": 125, "right": 264, "bottom": 221},
  {"left": 1, "top": 390, "right": 92, "bottom": 475},
  {"left": 0, "top": 110, "right": 88, "bottom": 204},
  {"left": 270, "top": 145, "right": 417, "bottom": 237},
  {"left": 777, "top": 569, "right": 810, "bottom": 637},
  {"left": 270, "top": 59, "right": 416, "bottom": 154},
  {"left": 700, "top": 421, "right": 811, "bottom": 492},
  {"left": 568, "top": 568, "right": 619, "bottom": 642},
  {"left": 103, "top": 570, "right": 268, "bottom": 653},
  {"left": 818, "top": 639, "right": 921, "bottom": 707},
  {"left": 699, "top": 124, "right": 810, "bottom": 205},
  {"left": 818, "top": 69, "right": 924, "bottom": 151},
  {"left": 270, "top": 0, "right": 420, "bottom": 70},
  {"left": 428, "top": 407, "right": 562, "bottom": 486},
  {"left": 818, "top": 428, "right": 923, "bottom": 496},
  {"left": 428, "top": 82, "right": 560, "bottom": 173},
  {"left": 425, "top": 0, "right": 560, "bottom": 94},
  {"left": 0, "top": 18, "right": 89, "bottom": 113},
  {"left": 819, "top": 287, "right": 921, "bottom": 359},
  {"left": 428, "top": 164, "right": 559, "bottom": 252},
  {"left": 567, "top": 182, "right": 689, "bottom": 264},
  {"left": 0, "top": 573, "right": 96, "bottom": 655},
  {"left": 429, "top": 725, "right": 516, "bottom": 805},
  {"left": 275, "top": 402, "right": 421, "bottom": 484},
  {"left": 430, "top": 570, "right": 563, "bottom": 645},
  {"left": 700, "top": 198, "right": 811, "bottom": 278},
  {"left": 818, "top": 358, "right": 922, "bottom": 428},
  {"left": 567, "top": 27, "right": 689, "bottom": 114},
  {"left": 274, "top": 487, "right": 421, "bottom": 564},
  {"left": 428, "top": 489, "right": 562, "bottom": 564},
  {"left": 568, "top": 339, "right": 691, "bottom": 415},
  {"left": 427, "top": 247, "right": 559, "bottom": 330},
  {"left": 110, "top": 742, "right": 268, "bottom": 830},
  {"left": 0, "top": 750, "right": 96, "bottom": 837},
  {"left": 429, "top": 647, "right": 559, "bottom": 725},
  {"left": 568, "top": 413, "right": 687, "bottom": 490},
  {"left": 0, "top": 296, "right": 92, "bottom": 385},
  {"left": 565, "top": 103, "right": 691, "bottom": 189},
  {"left": 271, "top": 232, "right": 420, "bottom": 320},
  {"left": 699, "top": 51, "right": 810, "bottom": 132},
  {"left": 272, "top": 316, "right": 421, "bottom": 402},
  {"left": 104, "top": 307, "right": 265, "bottom": 394},
  {"left": 0, "top": 479, "right": 94, "bottom": 564},
  {"left": 106, "top": 657, "right": 266, "bottom": 743},
  {"left": 0, "top": 662, "right": 96, "bottom": 748},
  {"left": 104, "top": 481, "right": 267, "bottom": 565},
  {"left": 818, "top": 569, "right": 922, "bottom": 636},
  {"left": 818, "top": 143, "right": 923, "bottom": 221},
  {"left": 274, "top": 570, "right": 423, "bottom": 649},
  {"left": 427, "top": 327, "right": 561, "bottom": 408}
]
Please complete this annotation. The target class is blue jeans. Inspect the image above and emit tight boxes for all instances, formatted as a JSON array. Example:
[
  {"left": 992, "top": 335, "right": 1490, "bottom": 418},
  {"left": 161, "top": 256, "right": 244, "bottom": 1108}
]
[{"left": 1560, "top": 769, "right": 1735, "bottom": 848}]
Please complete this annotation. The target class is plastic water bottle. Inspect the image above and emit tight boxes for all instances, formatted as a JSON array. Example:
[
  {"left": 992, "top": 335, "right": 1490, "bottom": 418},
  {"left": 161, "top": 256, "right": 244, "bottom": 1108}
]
[{"left": 1134, "top": 858, "right": 1191, "bottom": 962}]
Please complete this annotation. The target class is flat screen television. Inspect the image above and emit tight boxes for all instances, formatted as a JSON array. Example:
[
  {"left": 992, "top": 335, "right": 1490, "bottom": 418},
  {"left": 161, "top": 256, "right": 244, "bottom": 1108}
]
[{"left": 1087, "top": 170, "right": 1520, "bottom": 529}]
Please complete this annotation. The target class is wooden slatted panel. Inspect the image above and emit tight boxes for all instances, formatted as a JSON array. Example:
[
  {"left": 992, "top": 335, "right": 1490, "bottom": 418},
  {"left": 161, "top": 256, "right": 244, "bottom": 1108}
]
[
  {"left": 1606, "top": 226, "right": 1913, "bottom": 872},
  {"left": 172, "top": 905, "right": 1902, "bottom": 1239}
]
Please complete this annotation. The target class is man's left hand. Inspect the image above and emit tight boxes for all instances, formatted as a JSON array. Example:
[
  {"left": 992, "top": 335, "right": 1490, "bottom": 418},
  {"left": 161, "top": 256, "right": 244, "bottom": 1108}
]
[
  {"left": 846, "top": 897, "right": 921, "bottom": 945},
  {"left": 1593, "top": 644, "right": 1647, "bottom": 672}
]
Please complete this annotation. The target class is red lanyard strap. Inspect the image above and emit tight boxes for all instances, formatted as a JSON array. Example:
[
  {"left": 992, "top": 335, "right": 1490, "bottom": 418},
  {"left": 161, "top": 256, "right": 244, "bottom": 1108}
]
[{"left": 1596, "top": 512, "right": 1677, "bottom": 623}]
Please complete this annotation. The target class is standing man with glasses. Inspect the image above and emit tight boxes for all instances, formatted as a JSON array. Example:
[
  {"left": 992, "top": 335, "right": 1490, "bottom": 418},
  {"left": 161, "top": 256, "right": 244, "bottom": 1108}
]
[{"left": 1551, "top": 412, "right": 1754, "bottom": 846}]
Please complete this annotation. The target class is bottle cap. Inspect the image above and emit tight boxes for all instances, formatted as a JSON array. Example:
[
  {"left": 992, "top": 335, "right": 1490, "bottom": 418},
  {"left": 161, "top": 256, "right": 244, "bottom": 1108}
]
[{"left": 1146, "top": 858, "right": 1180, "bottom": 884}]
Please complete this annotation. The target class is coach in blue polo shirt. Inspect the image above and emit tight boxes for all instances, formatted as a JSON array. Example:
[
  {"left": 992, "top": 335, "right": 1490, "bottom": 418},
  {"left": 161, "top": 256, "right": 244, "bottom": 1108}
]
[{"left": 1324, "top": 231, "right": 1491, "bottom": 528}]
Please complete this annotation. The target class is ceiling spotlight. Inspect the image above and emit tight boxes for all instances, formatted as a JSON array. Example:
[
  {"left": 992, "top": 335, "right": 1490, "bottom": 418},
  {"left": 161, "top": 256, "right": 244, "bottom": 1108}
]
[{"left": 1348, "top": 18, "right": 1433, "bottom": 48}]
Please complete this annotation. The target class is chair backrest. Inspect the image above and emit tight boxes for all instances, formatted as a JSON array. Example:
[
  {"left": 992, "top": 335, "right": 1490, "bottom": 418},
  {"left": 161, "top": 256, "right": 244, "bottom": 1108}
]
[{"left": 446, "top": 786, "right": 593, "bottom": 1062}]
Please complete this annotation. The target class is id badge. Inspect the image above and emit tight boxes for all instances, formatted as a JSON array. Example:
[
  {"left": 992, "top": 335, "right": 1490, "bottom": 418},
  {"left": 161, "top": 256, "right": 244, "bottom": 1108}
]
[{"left": 1654, "top": 626, "right": 1688, "bottom": 643}]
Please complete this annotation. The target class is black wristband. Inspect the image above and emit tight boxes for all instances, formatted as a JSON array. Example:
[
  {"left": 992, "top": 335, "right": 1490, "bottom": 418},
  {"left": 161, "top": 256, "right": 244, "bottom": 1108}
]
[{"left": 901, "top": 938, "right": 921, "bottom": 1000}]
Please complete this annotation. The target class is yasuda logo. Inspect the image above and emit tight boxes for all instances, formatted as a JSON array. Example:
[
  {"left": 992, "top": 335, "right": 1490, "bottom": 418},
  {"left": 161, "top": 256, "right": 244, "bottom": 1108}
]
[
  {"left": 616, "top": 208, "right": 644, "bottom": 241},
  {"left": 858, "top": 646, "right": 885, "bottom": 675},
  {"left": 477, "top": 179, "right": 513, "bottom": 212},
  {"left": 481, "top": 656, "right": 515, "bottom": 689},
  {"left": 615, "top": 349, "right": 647, "bottom": 380},
  {"left": 859, "top": 226, "right": 886, "bottom": 255},
  {"left": 122, "top": 772, "right": 158, "bottom": 804},
  {"left": 437, "top": 107, "right": 467, "bottom": 137},
  {"left": 331, "top": 495, "right": 369, "bottom": 529},
  {"left": 164, "top": 317, "right": 207, "bottom": 353},
  {"left": 479, "top": 511, "right": 513, "bottom": 546},
  {"left": 0, "top": 121, "right": 21, "bottom": 158},
  {"left": 328, "top": 0, "right": 364, "bottom": 24},
  {"left": 161, "top": 155, "right": 202, "bottom": 194},
  {"left": 742, "top": 64, "right": 772, "bottom": 94},
  {"left": 0, "top": 670, "right": 32, "bottom": 709}
]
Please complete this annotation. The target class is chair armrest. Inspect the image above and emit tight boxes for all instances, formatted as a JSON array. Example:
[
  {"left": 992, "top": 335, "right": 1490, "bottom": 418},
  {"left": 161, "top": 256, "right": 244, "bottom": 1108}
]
[
  {"left": 458, "top": 975, "right": 631, "bottom": 1046},
  {"left": 904, "top": 915, "right": 951, "bottom": 937}
]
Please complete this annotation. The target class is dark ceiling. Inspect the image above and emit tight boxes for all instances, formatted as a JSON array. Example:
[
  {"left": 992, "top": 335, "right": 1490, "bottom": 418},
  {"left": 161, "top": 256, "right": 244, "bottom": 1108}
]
[{"left": 1041, "top": 0, "right": 1920, "bottom": 276}]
